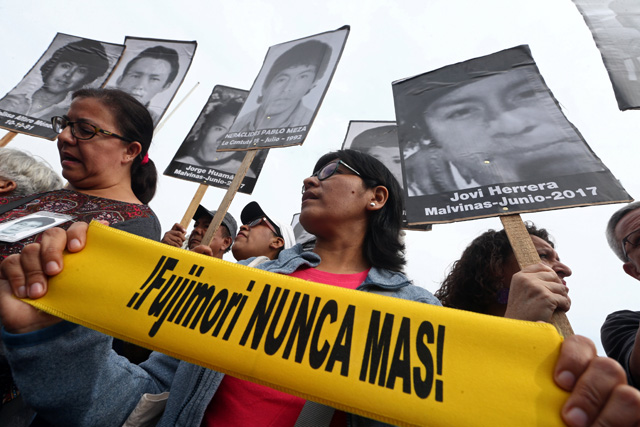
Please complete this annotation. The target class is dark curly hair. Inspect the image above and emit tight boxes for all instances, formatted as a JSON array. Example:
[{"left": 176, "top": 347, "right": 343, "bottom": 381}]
[
  {"left": 41, "top": 39, "right": 109, "bottom": 88},
  {"left": 434, "top": 222, "right": 552, "bottom": 314}
]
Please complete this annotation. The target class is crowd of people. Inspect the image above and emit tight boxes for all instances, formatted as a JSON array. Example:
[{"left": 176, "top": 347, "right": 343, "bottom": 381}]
[{"left": 0, "top": 87, "right": 639, "bottom": 426}]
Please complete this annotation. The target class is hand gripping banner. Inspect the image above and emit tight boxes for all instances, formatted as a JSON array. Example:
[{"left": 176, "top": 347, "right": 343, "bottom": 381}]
[{"left": 26, "top": 223, "right": 569, "bottom": 426}]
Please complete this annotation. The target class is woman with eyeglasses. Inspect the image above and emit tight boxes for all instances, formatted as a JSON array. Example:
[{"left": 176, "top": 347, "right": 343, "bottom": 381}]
[
  {"left": 435, "top": 222, "right": 572, "bottom": 323},
  {"left": 0, "top": 88, "right": 160, "bottom": 263},
  {"left": 0, "top": 151, "right": 639, "bottom": 426},
  {"left": 0, "top": 87, "right": 160, "bottom": 425}
]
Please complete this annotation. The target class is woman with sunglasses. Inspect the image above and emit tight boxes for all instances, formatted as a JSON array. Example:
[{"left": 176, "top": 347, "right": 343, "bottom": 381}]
[
  {"left": 1, "top": 151, "right": 639, "bottom": 426},
  {"left": 0, "top": 149, "right": 437, "bottom": 426}
]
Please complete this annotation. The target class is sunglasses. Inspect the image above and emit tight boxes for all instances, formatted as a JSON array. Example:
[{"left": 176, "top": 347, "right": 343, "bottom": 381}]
[
  {"left": 51, "top": 116, "right": 132, "bottom": 142},
  {"left": 246, "top": 217, "right": 282, "bottom": 238},
  {"left": 302, "top": 160, "right": 362, "bottom": 194},
  {"left": 312, "top": 160, "right": 361, "bottom": 181}
]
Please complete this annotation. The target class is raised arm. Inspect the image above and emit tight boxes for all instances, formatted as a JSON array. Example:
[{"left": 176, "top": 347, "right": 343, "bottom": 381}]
[
  {"left": 504, "top": 263, "right": 570, "bottom": 323},
  {"left": 0, "top": 221, "right": 178, "bottom": 426}
]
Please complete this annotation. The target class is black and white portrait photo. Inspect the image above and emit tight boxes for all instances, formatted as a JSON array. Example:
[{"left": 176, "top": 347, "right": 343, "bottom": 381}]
[
  {"left": 164, "top": 85, "right": 268, "bottom": 194},
  {"left": 219, "top": 26, "right": 349, "bottom": 150},
  {"left": 104, "top": 37, "right": 197, "bottom": 126},
  {"left": 393, "top": 45, "right": 629, "bottom": 224},
  {"left": 342, "top": 120, "right": 431, "bottom": 231},
  {"left": 290, "top": 212, "right": 316, "bottom": 250},
  {"left": 342, "top": 121, "right": 404, "bottom": 188},
  {"left": 573, "top": 0, "right": 640, "bottom": 110},
  {"left": 0, "top": 212, "right": 71, "bottom": 242},
  {"left": 0, "top": 33, "right": 123, "bottom": 139}
]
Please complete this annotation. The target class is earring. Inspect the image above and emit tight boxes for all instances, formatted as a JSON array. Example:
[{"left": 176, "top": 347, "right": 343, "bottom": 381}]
[{"left": 370, "top": 202, "right": 375, "bottom": 207}]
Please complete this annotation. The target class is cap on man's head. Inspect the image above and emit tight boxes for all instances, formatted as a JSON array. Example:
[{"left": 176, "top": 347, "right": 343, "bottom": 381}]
[
  {"left": 194, "top": 205, "right": 238, "bottom": 242},
  {"left": 241, "top": 201, "right": 296, "bottom": 250}
]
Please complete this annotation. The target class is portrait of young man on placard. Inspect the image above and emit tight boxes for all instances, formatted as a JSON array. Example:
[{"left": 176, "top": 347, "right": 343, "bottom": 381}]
[
  {"left": 103, "top": 37, "right": 197, "bottom": 126},
  {"left": 219, "top": 26, "right": 349, "bottom": 150},
  {"left": 393, "top": 45, "right": 629, "bottom": 224},
  {"left": 0, "top": 33, "right": 123, "bottom": 139}
]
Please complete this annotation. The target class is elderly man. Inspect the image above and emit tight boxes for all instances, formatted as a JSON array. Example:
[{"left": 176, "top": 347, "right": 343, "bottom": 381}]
[
  {"left": 0, "top": 148, "right": 63, "bottom": 197},
  {"left": 232, "top": 201, "right": 295, "bottom": 264},
  {"left": 161, "top": 205, "right": 237, "bottom": 259},
  {"left": 602, "top": 201, "right": 640, "bottom": 388}
]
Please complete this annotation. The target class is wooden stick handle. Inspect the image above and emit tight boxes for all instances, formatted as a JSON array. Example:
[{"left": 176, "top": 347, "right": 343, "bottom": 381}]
[
  {"left": 201, "top": 150, "right": 258, "bottom": 246},
  {"left": 500, "top": 214, "right": 574, "bottom": 337},
  {"left": 180, "top": 184, "right": 208, "bottom": 229},
  {"left": 0, "top": 131, "right": 17, "bottom": 147}
]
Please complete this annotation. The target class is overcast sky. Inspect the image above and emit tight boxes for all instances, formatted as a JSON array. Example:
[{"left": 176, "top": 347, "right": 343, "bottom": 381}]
[{"left": 1, "top": 0, "right": 639, "bottom": 353}]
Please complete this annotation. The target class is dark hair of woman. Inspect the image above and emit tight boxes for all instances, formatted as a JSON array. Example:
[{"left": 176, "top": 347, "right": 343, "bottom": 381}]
[
  {"left": 72, "top": 88, "right": 157, "bottom": 204},
  {"left": 434, "top": 222, "right": 552, "bottom": 313},
  {"left": 313, "top": 149, "right": 406, "bottom": 272}
]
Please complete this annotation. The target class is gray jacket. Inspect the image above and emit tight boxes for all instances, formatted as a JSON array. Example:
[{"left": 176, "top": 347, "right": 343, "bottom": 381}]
[{"left": 2, "top": 245, "right": 440, "bottom": 426}]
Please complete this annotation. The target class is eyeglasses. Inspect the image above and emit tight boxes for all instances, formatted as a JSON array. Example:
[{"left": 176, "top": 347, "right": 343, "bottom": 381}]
[
  {"left": 622, "top": 228, "right": 640, "bottom": 261},
  {"left": 246, "top": 217, "right": 282, "bottom": 238},
  {"left": 312, "top": 160, "right": 361, "bottom": 181},
  {"left": 51, "top": 116, "right": 132, "bottom": 142}
]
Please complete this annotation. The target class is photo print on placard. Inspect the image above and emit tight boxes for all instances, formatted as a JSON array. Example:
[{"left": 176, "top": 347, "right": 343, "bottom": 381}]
[
  {"left": 0, "top": 32, "right": 124, "bottom": 139},
  {"left": 392, "top": 45, "right": 630, "bottom": 224},
  {"left": 164, "top": 85, "right": 268, "bottom": 194},
  {"left": 219, "top": 26, "right": 350, "bottom": 150},
  {"left": 103, "top": 36, "right": 197, "bottom": 126},
  {"left": 573, "top": 0, "right": 640, "bottom": 110}
]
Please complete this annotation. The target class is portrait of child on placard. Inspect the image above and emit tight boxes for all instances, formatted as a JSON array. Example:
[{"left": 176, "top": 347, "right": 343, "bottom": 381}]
[
  {"left": 219, "top": 26, "right": 350, "bottom": 150},
  {"left": 164, "top": 85, "right": 268, "bottom": 194}
]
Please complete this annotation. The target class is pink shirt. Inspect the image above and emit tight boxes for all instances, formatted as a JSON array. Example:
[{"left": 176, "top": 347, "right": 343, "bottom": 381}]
[{"left": 201, "top": 267, "right": 370, "bottom": 427}]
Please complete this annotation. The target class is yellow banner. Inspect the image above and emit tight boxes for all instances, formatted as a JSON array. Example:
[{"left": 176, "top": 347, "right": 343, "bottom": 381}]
[{"left": 27, "top": 222, "right": 568, "bottom": 426}]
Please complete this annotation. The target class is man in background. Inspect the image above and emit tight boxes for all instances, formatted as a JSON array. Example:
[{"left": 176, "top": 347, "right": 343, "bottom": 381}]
[
  {"left": 162, "top": 205, "right": 237, "bottom": 260},
  {"left": 232, "top": 201, "right": 295, "bottom": 264},
  {"left": 602, "top": 201, "right": 640, "bottom": 389},
  {"left": 0, "top": 148, "right": 63, "bottom": 197}
]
